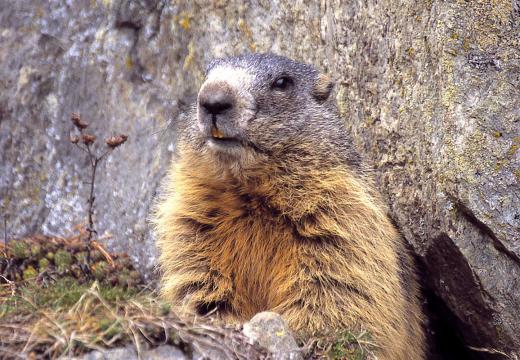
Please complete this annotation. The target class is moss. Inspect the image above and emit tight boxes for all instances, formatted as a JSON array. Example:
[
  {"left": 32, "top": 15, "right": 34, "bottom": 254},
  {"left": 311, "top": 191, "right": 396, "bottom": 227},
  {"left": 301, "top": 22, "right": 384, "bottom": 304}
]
[
  {"left": 0, "top": 277, "right": 83, "bottom": 315},
  {"left": 23, "top": 265, "right": 38, "bottom": 280},
  {"left": 11, "top": 240, "right": 30, "bottom": 260},
  {"left": 329, "top": 331, "right": 370, "bottom": 360},
  {"left": 31, "top": 243, "right": 42, "bottom": 257},
  {"left": 99, "top": 285, "right": 138, "bottom": 302},
  {"left": 54, "top": 250, "right": 73, "bottom": 272},
  {"left": 92, "top": 261, "right": 109, "bottom": 280},
  {"left": 32, "top": 277, "right": 86, "bottom": 308},
  {"left": 38, "top": 257, "right": 50, "bottom": 271}
]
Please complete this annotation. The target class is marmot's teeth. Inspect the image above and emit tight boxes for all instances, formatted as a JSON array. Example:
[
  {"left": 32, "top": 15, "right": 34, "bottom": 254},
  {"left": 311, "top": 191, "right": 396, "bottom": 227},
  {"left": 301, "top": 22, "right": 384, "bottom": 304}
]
[{"left": 211, "top": 126, "right": 225, "bottom": 139}]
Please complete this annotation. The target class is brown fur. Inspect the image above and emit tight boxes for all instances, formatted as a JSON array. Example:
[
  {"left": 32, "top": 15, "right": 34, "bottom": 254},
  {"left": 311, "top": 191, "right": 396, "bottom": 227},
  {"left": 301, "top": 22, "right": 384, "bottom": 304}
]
[
  {"left": 152, "top": 54, "right": 425, "bottom": 359},
  {"left": 153, "top": 147, "right": 424, "bottom": 360}
]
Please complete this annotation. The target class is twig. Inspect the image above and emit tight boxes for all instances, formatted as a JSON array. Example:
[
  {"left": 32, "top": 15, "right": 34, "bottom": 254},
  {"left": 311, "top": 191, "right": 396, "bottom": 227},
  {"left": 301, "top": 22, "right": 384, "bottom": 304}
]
[
  {"left": 0, "top": 275, "right": 16, "bottom": 296},
  {"left": 91, "top": 241, "right": 114, "bottom": 267},
  {"left": 69, "top": 112, "right": 128, "bottom": 268},
  {"left": 73, "top": 143, "right": 90, "bottom": 155},
  {"left": 3, "top": 216, "right": 7, "bottom": 254},
  {"left": 468, "top": 346, "right": 511, "bottom": 359}
]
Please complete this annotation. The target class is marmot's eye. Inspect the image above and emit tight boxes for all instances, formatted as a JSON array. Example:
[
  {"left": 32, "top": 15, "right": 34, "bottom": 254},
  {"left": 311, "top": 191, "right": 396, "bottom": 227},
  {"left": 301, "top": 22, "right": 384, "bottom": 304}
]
[{"left": 272, "top": 76, "right": 294, "bottom": 91}]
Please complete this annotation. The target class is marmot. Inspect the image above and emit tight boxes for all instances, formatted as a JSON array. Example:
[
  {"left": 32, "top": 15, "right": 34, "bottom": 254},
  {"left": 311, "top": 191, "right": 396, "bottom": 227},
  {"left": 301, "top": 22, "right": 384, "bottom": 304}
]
[{"left": 153, "top": 53, "right": 425, "bottom": 359}]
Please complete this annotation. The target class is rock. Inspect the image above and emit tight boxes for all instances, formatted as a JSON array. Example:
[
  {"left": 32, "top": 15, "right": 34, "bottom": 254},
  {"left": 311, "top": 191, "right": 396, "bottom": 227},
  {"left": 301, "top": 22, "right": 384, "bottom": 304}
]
[
  {"left": 243, "top": 312, "right": 302, "bottom": 360},
  {"left": 73, "top": 346, "right": 136, "bottom": 360},
  {"left": 64, "top": 345, "right": 187, "bottom": 360},
  {"left": 142, "top": 345, "right": 188, "bottom": 360},
  {"left": 324, "top": 2, "right": 520, "bottom": 358},
  {"left": 1, "top": 0, "right": 519, "bottom": 357}
]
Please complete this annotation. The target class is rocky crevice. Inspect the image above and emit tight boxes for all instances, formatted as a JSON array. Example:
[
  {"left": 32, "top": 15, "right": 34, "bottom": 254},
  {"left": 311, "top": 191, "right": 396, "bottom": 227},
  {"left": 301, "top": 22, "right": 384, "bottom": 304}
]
[{"left": 452, "top": 197, "right": 520, "bottom": 267}]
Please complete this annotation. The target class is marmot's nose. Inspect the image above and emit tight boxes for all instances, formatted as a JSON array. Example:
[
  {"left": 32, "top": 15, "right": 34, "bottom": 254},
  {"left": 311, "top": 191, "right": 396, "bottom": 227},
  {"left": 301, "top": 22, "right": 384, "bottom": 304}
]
[{"left": 199, "top": 88, "right": 233, "bottom": 116}]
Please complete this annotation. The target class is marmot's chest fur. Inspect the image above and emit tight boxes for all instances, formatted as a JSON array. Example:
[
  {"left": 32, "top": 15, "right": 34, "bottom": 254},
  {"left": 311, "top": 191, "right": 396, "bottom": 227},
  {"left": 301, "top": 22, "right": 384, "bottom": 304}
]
[
  {"left": 153, "top": 53, "right": 425, "bottom": 360},
  {"left": 169, "top": 160, "right": 300, "bottom": 316}
]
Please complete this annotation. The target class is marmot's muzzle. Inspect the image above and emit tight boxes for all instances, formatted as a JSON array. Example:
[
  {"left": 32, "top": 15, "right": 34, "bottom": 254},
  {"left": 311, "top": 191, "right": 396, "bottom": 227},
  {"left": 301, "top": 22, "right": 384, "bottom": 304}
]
[{"left": 198, "top": 81, "right": 237, "bottom": 139}]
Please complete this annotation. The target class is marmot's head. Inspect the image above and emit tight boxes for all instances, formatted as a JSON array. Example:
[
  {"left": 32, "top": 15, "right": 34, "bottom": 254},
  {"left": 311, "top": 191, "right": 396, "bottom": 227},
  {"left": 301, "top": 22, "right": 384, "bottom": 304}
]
[{"left": 183, "top": 53, "right": 360, "bottom": 174}]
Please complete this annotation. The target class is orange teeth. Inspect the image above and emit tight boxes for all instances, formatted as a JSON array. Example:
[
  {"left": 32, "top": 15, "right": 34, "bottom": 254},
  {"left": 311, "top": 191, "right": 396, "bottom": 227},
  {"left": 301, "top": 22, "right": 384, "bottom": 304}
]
[{"left": 211, "top": 126, "right": 225, "bottom": 139}]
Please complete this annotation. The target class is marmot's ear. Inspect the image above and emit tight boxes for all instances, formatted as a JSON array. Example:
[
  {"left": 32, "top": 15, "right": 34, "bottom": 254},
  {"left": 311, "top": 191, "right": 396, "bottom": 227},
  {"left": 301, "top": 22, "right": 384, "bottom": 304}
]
[{"left": 312, "top": 73, "right": 335, "bottom": 103}]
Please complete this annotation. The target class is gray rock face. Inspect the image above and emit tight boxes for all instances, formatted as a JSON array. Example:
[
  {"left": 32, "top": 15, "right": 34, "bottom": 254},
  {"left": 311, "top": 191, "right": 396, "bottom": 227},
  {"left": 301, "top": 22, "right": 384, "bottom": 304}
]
[
  {"left": 0, "top": 0, "right": 188, "bottom": 274},
  {"left": 1, "top": 0, "right": 519, "bottom": 357}
]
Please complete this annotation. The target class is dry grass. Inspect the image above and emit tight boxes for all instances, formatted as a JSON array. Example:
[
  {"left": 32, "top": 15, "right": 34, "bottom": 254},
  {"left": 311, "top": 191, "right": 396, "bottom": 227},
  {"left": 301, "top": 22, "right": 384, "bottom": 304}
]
[
  {"left": 0, "top": 234, "right": 269, "bottom": 359},
  {"left": 0, "top": 278, "right": 373, "bottom": 360},
  {"left": 0, "top": 280, "right": 268, "bottom": 359}
]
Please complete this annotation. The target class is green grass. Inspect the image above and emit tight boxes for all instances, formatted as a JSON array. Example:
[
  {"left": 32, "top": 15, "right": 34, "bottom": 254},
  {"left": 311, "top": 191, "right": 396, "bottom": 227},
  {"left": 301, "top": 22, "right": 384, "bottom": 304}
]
[
  {"left": 0, "top": 276, "right": 140, "bottom": 318},
  {"left": 327, "top": 331, "right": 374, "bottom": 360}
]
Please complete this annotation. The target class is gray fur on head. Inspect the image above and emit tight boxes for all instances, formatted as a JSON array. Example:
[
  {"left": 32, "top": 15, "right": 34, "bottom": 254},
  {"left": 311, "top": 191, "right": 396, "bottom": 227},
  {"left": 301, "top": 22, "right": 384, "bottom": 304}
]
[{"left": 181, "top": 53, "right": 362, "bottom": 173}]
